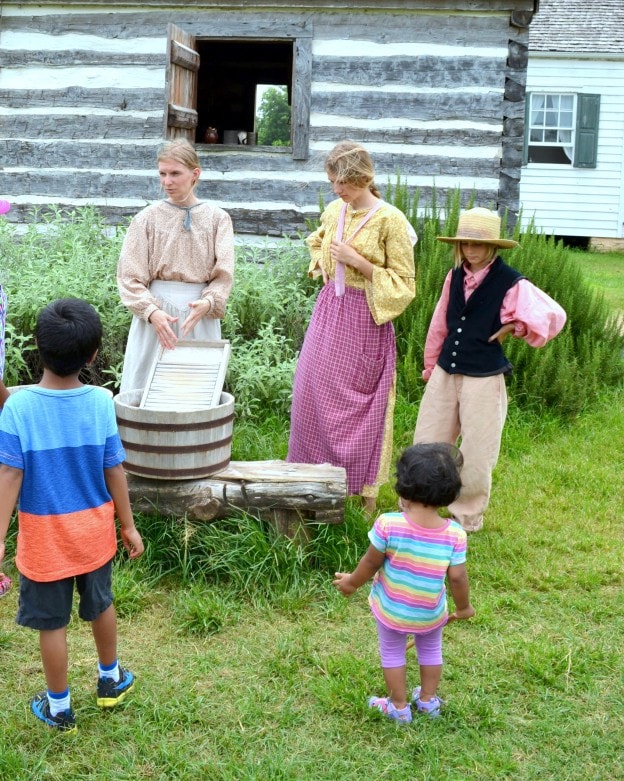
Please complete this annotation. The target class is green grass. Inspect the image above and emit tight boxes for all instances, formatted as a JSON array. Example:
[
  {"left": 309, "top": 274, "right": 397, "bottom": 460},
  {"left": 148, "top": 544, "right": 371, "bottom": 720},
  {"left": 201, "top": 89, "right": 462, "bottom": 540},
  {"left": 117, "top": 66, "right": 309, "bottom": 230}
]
[
  {"left": 571, "top": 250, "right": 624, "bottom": 313},
  {"left": 0, "top": 246, "right": 623, "bottom": 779},
  {"left": 1, "top": 387, "right": 623, "bottom": 781}
]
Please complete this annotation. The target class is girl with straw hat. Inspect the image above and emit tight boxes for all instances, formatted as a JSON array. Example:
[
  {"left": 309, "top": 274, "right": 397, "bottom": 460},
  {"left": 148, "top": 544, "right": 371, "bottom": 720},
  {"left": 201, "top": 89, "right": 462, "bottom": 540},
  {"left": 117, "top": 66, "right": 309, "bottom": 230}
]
[{"left": 413, "top": 207, "right": 566, "bottom": 532}]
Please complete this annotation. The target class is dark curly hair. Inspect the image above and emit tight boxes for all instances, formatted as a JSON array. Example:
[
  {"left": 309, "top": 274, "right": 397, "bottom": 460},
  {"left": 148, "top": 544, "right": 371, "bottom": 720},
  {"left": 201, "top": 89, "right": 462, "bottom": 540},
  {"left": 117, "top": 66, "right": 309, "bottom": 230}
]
[
  {"left": 35, "top": 298, "right": 102, "bottom": 377},
  {"left": 395, "top": 443, "right": 463, "bottom": 508}
]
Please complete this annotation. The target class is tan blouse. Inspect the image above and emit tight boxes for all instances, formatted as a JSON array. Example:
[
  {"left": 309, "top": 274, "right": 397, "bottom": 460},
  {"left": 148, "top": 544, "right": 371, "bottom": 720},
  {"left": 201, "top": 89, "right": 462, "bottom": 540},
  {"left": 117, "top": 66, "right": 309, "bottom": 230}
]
[
  {"left": 117, "top": 200, "right": 235, "bottom": 323},
  {"left": 306, "top": 198, "right": 416, "bottom": 325}
]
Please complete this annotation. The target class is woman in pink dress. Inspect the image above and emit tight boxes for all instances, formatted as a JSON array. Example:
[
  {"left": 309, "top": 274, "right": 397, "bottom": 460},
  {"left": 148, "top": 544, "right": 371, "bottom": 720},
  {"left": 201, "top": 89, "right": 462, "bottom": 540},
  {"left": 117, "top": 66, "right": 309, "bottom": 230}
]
[{"left": 288, "top": 142, "right": 416, "bottom": 513}]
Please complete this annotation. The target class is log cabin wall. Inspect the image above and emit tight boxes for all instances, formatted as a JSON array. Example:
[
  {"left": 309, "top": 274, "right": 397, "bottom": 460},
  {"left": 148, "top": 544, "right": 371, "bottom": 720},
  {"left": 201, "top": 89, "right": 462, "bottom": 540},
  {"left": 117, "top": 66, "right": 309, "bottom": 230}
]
[{"left": 0, "top": 1, "right": 536, "bottom": 235}]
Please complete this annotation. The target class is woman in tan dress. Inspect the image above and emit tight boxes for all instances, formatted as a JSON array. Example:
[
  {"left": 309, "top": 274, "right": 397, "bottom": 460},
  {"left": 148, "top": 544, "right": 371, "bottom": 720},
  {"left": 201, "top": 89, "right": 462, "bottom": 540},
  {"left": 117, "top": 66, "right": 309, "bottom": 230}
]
[{"left": 117, "top": 139, "right": 235, "bottom": 394}]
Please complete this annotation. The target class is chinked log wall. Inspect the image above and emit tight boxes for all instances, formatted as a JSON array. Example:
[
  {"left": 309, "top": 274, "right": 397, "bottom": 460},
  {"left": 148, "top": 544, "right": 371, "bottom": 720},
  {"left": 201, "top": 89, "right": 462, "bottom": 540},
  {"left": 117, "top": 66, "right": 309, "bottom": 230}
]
[{"left": 0, "top": 1, "right": 534, "bottom": 235}]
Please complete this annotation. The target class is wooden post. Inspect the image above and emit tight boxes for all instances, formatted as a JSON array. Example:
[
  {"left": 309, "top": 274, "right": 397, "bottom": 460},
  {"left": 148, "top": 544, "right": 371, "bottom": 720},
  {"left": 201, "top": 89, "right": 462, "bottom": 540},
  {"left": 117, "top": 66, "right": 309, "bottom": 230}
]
[{"left": 125, "top": 460, "right": 347, "bottom": 541}]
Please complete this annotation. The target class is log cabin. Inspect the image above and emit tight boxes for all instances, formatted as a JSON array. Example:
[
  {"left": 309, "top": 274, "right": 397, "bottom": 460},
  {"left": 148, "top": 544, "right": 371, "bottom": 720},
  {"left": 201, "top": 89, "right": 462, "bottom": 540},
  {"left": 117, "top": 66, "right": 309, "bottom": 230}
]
[{"left": 0, "top": 0, "right": 537, "bottom": 236}]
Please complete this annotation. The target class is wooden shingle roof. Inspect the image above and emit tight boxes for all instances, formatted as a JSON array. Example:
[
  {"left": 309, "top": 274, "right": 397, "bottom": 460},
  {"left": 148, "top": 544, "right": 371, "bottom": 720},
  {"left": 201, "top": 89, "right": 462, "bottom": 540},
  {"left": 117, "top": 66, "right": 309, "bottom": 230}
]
[{"left": 530, "top": 0, "right": 624, "bottom": 54}]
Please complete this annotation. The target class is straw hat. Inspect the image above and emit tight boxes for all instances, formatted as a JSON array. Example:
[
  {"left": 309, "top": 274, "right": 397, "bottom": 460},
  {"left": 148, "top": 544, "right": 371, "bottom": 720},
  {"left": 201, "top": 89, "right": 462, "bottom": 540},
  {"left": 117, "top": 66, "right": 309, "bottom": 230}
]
[{"left": 437, "top": 207, "right": 518, "bottom": 248}]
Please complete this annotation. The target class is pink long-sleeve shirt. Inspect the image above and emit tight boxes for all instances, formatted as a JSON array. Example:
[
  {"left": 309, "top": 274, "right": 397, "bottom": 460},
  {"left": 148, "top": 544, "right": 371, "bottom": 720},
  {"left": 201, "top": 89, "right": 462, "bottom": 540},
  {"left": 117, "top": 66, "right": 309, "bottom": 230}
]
[{"left": 422, "top": 260, "right": 567, "bottom": 380}]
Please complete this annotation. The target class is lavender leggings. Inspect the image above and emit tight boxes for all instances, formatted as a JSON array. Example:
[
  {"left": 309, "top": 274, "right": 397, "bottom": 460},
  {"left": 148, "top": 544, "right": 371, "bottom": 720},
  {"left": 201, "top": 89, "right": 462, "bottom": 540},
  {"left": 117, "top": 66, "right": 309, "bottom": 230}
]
[{"left": 376, "top": 618, "right": 444, "bottom": 668}]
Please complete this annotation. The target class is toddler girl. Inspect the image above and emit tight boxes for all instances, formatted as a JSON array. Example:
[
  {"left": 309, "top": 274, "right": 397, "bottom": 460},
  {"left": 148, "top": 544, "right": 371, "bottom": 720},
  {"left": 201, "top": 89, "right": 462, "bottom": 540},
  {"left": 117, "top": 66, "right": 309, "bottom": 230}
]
[{"left": 333, "top": 442, "right": 474, "bottom": 723}]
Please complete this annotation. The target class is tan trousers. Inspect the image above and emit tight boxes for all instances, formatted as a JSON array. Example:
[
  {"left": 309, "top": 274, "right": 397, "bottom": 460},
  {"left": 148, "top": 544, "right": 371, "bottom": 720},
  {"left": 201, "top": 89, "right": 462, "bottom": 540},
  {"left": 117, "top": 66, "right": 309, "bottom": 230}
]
[{"left": 413, "top": 366, "right": 508, "bottom": 531}]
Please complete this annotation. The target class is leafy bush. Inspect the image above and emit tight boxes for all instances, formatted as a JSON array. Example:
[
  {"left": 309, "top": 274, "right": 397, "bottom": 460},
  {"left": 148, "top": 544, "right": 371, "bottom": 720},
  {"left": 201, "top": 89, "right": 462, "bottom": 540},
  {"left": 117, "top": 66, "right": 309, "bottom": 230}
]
[
  {"left": 0, "top": 198, "right": 621, "bottom": 421},
  {"left": 392, "top": 188, "right": 624, "bottom": 418},
  {"left": 0, "top": 206, "right": 129, "bottom": 388}
]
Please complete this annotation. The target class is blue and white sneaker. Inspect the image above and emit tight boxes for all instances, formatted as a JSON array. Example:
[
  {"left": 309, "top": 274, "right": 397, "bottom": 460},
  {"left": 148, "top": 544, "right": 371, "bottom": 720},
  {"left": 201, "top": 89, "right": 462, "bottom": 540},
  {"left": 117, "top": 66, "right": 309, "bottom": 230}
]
[
  {"left": 96, "top": 666, "right": 135, "bottom": 708},
  {"left": 31, "top": 691, "right": 77, "bottom": 733}
]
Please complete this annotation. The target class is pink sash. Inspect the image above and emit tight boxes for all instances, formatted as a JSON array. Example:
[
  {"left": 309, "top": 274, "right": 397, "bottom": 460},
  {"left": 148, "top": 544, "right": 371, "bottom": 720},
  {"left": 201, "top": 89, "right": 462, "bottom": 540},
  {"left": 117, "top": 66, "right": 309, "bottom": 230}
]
[{"left": 334, "top": 200, "right": 383, "bottom": 296}]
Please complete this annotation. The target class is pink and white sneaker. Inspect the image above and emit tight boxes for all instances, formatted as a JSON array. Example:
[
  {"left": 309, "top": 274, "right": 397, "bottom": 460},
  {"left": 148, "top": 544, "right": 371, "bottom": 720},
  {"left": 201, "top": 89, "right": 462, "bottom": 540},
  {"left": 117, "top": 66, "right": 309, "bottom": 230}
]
[{"left": 367, "top": 696, "right": 412, "bottom": 724}]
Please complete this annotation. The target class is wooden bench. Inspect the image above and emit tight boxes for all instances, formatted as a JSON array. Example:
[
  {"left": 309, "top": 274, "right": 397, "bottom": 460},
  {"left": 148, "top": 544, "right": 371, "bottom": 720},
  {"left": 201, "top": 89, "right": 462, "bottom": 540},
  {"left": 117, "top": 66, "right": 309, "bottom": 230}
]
[{"left": 125, "top": 460, "right": 347, "bottom": 543}]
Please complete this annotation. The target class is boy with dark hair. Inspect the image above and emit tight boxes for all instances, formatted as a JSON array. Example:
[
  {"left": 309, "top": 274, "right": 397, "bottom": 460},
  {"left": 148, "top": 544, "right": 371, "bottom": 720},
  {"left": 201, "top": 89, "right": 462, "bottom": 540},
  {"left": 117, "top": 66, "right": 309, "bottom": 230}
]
[{"left": 0, "top": 298, "right": 143, "bottom": 733}]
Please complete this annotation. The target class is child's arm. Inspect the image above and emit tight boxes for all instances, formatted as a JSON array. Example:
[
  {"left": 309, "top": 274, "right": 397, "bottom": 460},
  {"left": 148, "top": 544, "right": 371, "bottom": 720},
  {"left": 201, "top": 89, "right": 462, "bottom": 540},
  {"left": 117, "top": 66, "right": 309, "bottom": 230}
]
[
  {"left": 0, "top": 380, "right": 9, "bottom": 409},
  {"left": 104, "top": 464, "right": 144, "bottom": 559},
  {"left": 446, "top": 562, "right": 475, "bottom": 622},
  {"left": 495, "top": 280, "right": 567, "bottom": 347},
  {"left": 0, "top": 464, "right": 23, "bottom": 568},
  {"left": 333, "top": 544, "right": 385, "bottom": 596}
]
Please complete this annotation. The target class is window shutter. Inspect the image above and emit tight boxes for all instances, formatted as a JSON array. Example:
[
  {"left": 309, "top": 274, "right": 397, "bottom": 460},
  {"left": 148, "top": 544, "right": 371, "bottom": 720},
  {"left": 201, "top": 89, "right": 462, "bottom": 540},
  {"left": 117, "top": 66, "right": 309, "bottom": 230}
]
[
  {"left": 164, "top": 23, "right": 199, "bottom": 142},
  {"left": 574, "top": 93, "right": 600, "bottom": 168},
  {"left": 522, "top": 92, "right": 531, "bottom": 165}
]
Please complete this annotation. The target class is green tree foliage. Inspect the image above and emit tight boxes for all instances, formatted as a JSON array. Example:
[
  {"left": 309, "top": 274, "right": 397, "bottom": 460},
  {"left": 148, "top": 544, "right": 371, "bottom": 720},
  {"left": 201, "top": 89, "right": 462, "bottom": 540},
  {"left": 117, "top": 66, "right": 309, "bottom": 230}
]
[{"left": 256, "top": 86, "right": 291, "bottom": 146}]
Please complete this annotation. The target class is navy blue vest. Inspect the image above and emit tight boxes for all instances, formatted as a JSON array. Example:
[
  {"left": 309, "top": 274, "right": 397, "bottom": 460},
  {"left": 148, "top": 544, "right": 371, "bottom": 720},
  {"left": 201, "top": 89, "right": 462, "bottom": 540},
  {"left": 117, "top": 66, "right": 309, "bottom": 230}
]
[{"left": 437, "top": 257, "right": 524, "bottom": 377}]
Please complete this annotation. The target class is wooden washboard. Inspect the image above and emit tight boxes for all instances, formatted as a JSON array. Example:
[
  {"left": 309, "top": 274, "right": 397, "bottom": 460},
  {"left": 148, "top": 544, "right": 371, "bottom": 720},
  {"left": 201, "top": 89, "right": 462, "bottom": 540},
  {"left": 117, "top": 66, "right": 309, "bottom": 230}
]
[{"left": 139, "top": 340, "right": 231, "bottom": 412}]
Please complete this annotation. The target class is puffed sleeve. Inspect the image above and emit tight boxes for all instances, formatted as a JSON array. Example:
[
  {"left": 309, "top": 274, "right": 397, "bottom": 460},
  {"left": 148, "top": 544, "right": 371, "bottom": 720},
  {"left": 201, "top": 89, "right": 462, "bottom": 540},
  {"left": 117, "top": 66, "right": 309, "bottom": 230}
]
[
  {"left": 117, "top": 211, "right": 160, "bottom": 323},
  {"left": 305, "top": 211, "right": 329, "bottom": 279},
  {"left": 500, "top": 279, "right": 567, "bottom": 347},
  {"left": 201, "top": 208, "right": 235, "bottom": 318},
  {"left": 365, "top": 210, "right": 416, "bottom": 325}
]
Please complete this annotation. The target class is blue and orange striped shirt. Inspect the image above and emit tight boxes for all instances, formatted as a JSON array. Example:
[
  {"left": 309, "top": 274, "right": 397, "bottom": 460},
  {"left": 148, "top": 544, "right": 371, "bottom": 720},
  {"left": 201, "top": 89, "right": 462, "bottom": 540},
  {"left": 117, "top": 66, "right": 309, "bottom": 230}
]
[
  {"left": 0, "top": 385, "right": 125, "bottom": 582},
  {"left": 368, "top": 512, "right": 467, "bottom": 634}
]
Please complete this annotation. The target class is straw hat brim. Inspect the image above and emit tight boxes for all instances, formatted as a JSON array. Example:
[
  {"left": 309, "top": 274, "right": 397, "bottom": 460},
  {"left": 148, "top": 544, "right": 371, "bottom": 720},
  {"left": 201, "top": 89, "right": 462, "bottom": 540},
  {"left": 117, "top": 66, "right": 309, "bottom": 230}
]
[{"left": 437, "top": 235, "right": 519, "bottom": 248}]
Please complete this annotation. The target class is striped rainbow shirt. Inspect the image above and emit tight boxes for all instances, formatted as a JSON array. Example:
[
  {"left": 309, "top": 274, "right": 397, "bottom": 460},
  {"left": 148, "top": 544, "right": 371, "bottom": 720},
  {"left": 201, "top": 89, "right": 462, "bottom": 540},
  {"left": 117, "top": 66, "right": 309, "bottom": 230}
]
[{"left": 368, "top": 512, "right": 467, "bottom": 634}]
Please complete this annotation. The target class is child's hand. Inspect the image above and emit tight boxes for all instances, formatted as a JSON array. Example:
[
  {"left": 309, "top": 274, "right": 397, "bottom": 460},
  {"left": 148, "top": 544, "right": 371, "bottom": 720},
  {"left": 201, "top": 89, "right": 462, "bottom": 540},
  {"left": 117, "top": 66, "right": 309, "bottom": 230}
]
[
  {"left": 332, "top": 572, "right": 357, "bottom": 596},
  {"left": 121, "top": 527, "right": 145, "bottom": 559},
  {"left": 488, "top": 323, "right": 515, "bottom": 344},
  {"left": 447, "top": 604, "right": 475, "bottom": 622}
]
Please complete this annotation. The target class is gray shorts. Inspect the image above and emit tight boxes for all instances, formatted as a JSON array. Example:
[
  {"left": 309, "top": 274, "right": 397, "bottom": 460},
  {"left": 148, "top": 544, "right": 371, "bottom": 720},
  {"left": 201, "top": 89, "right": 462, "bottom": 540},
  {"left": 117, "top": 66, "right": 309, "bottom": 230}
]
[{"left": 17, "top": 559, "right": 114, "bottom": 631}]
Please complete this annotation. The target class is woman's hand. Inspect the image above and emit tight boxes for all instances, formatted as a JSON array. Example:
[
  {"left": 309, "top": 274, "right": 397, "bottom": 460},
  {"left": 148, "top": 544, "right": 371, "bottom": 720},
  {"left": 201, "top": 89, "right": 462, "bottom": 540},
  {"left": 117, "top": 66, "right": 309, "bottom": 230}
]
[
  {"left": 181, "top": 299, "right": 211, "bottom": 338},
  {"left": 149, "top": 309, "right": 179, "bottom": 350},
  {"left": 330, "top": 239, "right": 359, "bottom": 268},
  {"left": 330, "top": 240, "right": 374, "bottom": 281}
]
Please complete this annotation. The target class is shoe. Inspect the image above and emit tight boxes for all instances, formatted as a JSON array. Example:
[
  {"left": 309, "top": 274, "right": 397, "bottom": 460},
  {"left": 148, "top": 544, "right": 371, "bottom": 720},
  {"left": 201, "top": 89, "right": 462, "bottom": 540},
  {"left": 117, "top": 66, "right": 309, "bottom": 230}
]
[
  {"left": 31, "top": 692, "right": 77, "bottom": 733},
  {"left": 367, "top": 696, "right": 412, "bottom": 724},
  {"left": 411, "top": 686, "right": 445, "bottom": 718},
  {"left": 97, "top": 666, "right": 135, "bottom": 708},
  {"left": 0, "top": 572, "right": 11, "bottom": 598}
]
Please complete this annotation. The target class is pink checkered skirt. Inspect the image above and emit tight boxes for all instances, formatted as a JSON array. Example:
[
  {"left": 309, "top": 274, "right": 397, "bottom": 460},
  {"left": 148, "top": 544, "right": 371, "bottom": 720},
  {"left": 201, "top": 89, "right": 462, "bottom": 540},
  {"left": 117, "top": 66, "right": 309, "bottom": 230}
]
[{"left": 287, "top": 282, "right": 396, "bottom": 495}]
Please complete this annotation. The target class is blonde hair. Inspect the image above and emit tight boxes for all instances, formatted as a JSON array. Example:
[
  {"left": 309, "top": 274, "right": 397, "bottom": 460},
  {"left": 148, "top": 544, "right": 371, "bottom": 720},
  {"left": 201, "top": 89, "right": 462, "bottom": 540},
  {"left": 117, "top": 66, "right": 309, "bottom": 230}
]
[
  {"left": 157, "top": 138, "right": 200, "bottom": 172},
  {"left": 325, "top": 140, "right": 381, "bottom": 198},
  {"left": 452, "top": 242, "right": 498, "bottom": 268}
]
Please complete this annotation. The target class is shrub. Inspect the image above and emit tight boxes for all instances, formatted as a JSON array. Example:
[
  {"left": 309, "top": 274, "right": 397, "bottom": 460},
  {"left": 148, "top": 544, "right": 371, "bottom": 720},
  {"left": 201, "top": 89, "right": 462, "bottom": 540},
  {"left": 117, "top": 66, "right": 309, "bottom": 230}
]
[
  {"left": 392, "top": 189, "right": 624, "bottom": 418},
  {"left": 0, "top": 199, "right": 621, "bottom": 422}
]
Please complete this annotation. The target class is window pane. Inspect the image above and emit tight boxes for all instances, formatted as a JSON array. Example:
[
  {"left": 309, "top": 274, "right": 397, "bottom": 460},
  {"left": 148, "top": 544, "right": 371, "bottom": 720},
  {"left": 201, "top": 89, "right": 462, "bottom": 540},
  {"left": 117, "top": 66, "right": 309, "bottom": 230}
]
[
  {"left": 545, "top": 129, "right": 558, "bottom": 142},
  {"left": 530, "top": 128, "right": 543, "bottom": 142},
  {"left": 558, "top": 129, "right": 572, "bottom": 144},
  {"left": 560, "top": 95, "right": 574, "bottom": 111},
  {"left": 532, "top": 94, "right": 545, "bottom": 111},
  {"left": 531, "top": 110, "right": 544, "bottom": 125},
  {"left": 545, "top": 94, "right": 558, "bottom": 109},
  {"left": 560, "top": 111, "right": 574, "bottom": 128},
  {"left": 546, "top": 111, "right": 558, "bottom": 126}
]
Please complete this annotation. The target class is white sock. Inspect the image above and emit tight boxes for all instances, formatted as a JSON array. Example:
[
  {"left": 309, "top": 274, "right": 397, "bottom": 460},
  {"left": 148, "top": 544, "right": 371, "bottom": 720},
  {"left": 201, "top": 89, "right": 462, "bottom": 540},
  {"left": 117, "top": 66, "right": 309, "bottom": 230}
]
[
  {"left": 48, "top": 688, "right": 71, "bottom": 716},
  {"left": 98, "top": 659, "right": 120, "bottom": 682}
]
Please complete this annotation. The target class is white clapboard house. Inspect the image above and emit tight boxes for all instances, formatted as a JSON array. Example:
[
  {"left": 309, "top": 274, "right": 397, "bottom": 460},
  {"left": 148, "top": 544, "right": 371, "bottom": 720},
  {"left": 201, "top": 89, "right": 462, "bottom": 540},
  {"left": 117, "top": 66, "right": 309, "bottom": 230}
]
[
  {"left": 1, "top": 0, "right": 537, "bottom": 237},
  {"left": 519, "top": 0, "right": 624, "bottom": 246}
]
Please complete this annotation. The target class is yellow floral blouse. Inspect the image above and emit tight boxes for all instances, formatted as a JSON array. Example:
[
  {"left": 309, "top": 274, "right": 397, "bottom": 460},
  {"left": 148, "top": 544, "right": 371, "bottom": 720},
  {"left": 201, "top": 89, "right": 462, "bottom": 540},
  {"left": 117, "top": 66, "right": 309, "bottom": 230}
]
[{"left": 306, "top": 198, "right": 416, "bottom": 325}]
